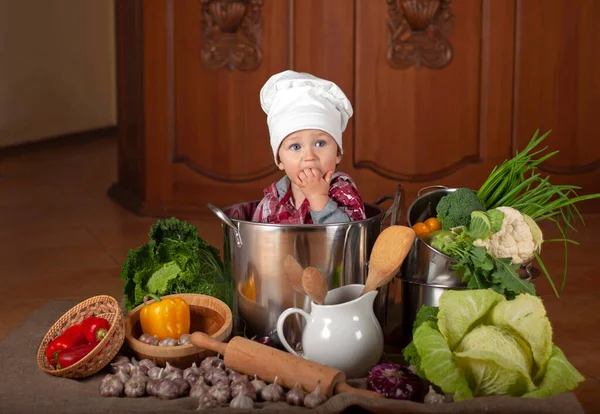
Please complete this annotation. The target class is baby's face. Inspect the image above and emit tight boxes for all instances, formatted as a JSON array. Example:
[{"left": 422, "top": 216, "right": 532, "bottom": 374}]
[{"left": 277, "top": 129, "right": 341, "bottom": 180}]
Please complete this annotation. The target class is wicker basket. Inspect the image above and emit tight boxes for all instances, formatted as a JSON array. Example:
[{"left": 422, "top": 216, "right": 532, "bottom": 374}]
[{"left": 36, "top": 295, "right": 125, "bottom": 379}]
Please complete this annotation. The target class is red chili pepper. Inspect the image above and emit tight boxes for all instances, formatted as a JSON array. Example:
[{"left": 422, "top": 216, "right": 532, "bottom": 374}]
[
  {"left": 55, "top": 342, "right": 98, "bottom": 369},
  {"left": 81, "top": 316, "right": 111, "bottom": 343},
  {"left": 45, "top": 324, "right": 87, "bottom": 366}
]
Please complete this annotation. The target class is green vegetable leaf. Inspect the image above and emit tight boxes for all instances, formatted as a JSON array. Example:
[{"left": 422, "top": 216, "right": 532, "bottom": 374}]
[
  {"left": 428, "top": 230, "right": 457, "bottom": 256},
  {"left": 491, "top": 257, "right": 536, "bottom": 298},
  {"left": 145, "top": 261, "right": 182, "bottom": 294},
  {"left": 522, "top": 346, "right": 585, "bottom": 398},
  {"left": 437, "top": 289, "right": 505, "bottom": 351},
  {"left": 470, "top": 247, "right": 494, "bottom": 272},
  {"left": 488, "top": 294, "right": 553, "bottom": 380},
  {"left": 401, "top": 342, "right": 424, "bottom": 377},
  {"left": 149, "top": 217, "right": 200, "bottom": 246},
  {"left": 487, "top": 209, "right": 505, "bottom": 233},
  {"left": 401, "top": 305, "right": 440, "bottom": 377},
  {"left": 413, "top": 321, "right": 473, "bottom": 401},
  {"left": 466, "top": 211, "right": 492, "bottom": 240},
  {"left": 413, "top": 305, "right": 439, "bottom": 334}
]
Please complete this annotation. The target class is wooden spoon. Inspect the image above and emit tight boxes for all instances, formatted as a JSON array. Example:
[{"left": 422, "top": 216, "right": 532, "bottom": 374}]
[
  {"left": 361, "top": 225, "right": 416, "bottom": 296},
  {"left": 302, "top": 267, "right": 328, "bottom": 305},
  {"left": 284, "top": 255, "right": 305, "bottom": 294}
]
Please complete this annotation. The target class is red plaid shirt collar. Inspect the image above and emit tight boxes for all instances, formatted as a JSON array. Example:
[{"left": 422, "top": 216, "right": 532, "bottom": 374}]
[{"left": 252, "top": 172, "right": 366, "bottom": 224}]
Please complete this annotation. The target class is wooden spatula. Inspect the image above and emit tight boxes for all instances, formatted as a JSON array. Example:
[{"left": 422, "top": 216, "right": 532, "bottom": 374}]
[
  {"left": 361, "top": 225, "right": 416, "bottom": 296},
  {"left": 283, "top": 255, "right": 305, "bottom": 295},
  {"left": 302, "top": 267, "right": 328, "bottom": 305}
]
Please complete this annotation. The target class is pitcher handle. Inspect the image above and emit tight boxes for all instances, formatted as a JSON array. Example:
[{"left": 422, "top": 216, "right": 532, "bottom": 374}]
[
  {"left": 276, "top": 308, "right": 310, "bottom": 357},
  {"left": 374, "top": 184, "right": 403, "bottom": 228},
  {"left": 206, "top": 203, "right": 243, "bottom": 247}
]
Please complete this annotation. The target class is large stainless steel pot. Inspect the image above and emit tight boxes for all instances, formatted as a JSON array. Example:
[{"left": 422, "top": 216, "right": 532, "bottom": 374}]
[{"left": 208, "top": 186, "right": 402, "bottom": 348}]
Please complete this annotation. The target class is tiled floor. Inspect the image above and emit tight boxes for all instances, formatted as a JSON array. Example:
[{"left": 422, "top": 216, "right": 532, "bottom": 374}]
[{"left": 1, "top": 137, "right": 598, "bottom": 412}]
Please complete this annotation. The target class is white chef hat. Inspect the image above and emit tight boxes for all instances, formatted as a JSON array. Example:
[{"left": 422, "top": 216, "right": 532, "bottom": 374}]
[{"left": 260, "top": 70, "right": 353, "bottom": 164}]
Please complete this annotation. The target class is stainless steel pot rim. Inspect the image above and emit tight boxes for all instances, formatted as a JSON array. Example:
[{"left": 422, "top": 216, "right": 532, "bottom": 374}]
[
  {"left": 400, "top": 278, "right": 467, "bottom": 289},
  {"left": 224, "top": 203, "right": 384, "bottom": 227}
]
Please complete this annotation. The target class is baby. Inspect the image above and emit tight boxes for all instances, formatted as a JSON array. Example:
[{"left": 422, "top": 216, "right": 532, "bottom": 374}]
[{"left": 252, "top": 70, "right": 367, "bottom": 224}]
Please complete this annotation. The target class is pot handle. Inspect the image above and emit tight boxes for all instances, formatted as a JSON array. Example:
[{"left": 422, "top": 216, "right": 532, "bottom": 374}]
[
  {"left": 520, "top": 265, "right": 540, "bottom": 282},
  {"left": 417, "top": 185, "right": 448, "bottom": 197},
  {"left": 206, "top": 203, "right": 243, "bottom": 248},
  {"left": 276, "top": 307, "right": 310, "bottom": 357},
  {"left": 374, "top": 184, "right": 403, "bottom": 228}
]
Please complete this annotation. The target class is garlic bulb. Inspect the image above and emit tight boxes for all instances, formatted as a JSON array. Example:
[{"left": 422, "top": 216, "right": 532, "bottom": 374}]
[
  {"left": 99, "top": 374, "right": 124, "bottom": 397},
  {"left": 124, "top": 376, "right": 147, "bottom": 398},
  {"left": 251, "top": 375, "right": 267, "bottom": 399},
  {"left": 158, "top": 337, "right": 179, "bottom": 346},
  {"left": 205, "top": 367, "right": 229, "bottom": 386},
  {"left": 190, "top": 381, "right": 210, "bottom": 398},
  {"left": 208, "top": 383, "right": 231, "bottom": 404},
  {"left": 304, "top": 380, "right": 327, "bottom": 408},
  {"left": 286, "top": 381, "right": 306, "bottom": 406},
  {"left": 197, "top": 393, "right": 219, "bottom": 410},
  {"left": 231, "top": 379, "right": 256, "bottom": 400},
  {"left": 200, "top": 356, "right": 225, "bottom": 372},
  {"left": 424, "top": 385, "right": 445, "bottom": 404},
  {"left": 230, "top": 393, "right": 254, "bottom": 409},
  {"left": 260, "top": 376, "right": 285, "bottom": 402},
  {"left": 147, "top": 367, "right": 163, "bottom": 380}
]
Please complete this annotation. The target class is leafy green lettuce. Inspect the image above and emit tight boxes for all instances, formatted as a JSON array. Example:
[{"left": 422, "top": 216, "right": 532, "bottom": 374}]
[
  {"left": 403, "top": 290, "right": 584, "bottom": 400},
  {"left": 121, "top": 217, "right": 233, "bottom": 311}
]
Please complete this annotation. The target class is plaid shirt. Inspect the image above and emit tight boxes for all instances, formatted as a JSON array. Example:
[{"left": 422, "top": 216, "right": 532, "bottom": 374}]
[{"left": 251, "top": 172, "right": 367, "bottom": 224}]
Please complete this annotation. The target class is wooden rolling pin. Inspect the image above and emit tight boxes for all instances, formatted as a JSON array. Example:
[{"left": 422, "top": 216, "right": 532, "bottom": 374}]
[{"left": 191, "top": 332, "right": 383, "bottom": 399}]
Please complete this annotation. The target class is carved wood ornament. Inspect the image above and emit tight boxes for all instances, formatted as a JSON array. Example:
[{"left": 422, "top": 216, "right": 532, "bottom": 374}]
[
  {"left": 386, "top": 0, "right": 455, "bottom": 70},
  {"left": 200, "top": 0, "right": 263, "bottom": 72}
]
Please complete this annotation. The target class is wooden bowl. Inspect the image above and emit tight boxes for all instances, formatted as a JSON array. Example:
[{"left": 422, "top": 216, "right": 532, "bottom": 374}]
[
  {"left": 124, "top": 293, "right": 232, "bottom": 368},
  {"left": 36, "top": 295, "right": 125, "bottom": 378}
]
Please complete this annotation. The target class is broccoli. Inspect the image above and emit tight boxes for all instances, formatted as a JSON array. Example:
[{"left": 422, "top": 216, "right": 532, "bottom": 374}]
[{"left": 436, "top": 188, "right": 486, "bottom": 230}]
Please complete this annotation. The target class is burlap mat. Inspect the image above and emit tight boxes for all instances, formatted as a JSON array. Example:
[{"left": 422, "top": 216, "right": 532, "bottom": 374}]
[{"left": 0, "top": 300, "right": 585, "bottom": 414}]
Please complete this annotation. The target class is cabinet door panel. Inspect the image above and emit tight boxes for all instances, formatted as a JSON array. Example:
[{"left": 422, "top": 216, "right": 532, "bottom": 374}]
[
  {"left": 172, "top": 0, "right": 290, "bottom": 186},
  {"left": 351, "top": 0, "right": 515, "bottom": 207},
  {"left": 514, "top": 0, "right": 600, "bottom": 199}
]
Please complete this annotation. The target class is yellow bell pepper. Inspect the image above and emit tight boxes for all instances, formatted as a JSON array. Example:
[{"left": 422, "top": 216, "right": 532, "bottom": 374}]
[{"left": 140, "top": 294, "right": 191, "bottom": 341}]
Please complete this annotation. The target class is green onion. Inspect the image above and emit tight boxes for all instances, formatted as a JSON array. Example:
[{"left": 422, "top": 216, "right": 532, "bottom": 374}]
[{"left": 476, "top": 129, "right": 600, "bottom": 296}]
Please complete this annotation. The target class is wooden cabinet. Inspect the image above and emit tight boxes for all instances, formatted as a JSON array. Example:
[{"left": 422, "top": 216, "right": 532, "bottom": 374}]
[{"left": 110, "top": 0, "right": 600, "bottom": 219}]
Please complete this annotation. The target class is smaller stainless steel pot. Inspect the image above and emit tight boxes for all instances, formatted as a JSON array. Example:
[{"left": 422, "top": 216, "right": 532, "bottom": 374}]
[{"left": 401, "top": 186, "right": 465, "bottom": 287}]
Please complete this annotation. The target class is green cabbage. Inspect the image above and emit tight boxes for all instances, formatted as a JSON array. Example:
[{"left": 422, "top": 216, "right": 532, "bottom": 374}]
[{"left": 406, "top": 289, "right": 584, "bottom": 400}]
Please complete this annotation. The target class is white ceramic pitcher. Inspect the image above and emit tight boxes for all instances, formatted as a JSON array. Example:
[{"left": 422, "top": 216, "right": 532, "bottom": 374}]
[{"left": 276, "top": 284, "right": 384, "bottom": 379}]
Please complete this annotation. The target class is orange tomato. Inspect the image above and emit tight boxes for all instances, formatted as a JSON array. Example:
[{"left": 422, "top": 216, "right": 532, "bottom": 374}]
[
  {"left": 424, "top": 217, "right": 442, "bottom": 233},
  {"left": 412, "top": 222, "right": 430, "bottom": 239}
]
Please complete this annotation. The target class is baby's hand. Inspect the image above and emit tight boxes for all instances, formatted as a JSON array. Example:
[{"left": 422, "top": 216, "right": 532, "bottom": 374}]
[{"left": 294, "top": 168, "right": 334, "bottom": 211}]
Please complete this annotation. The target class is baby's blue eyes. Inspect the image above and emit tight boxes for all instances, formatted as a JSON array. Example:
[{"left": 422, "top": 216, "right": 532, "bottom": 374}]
[{"left": 289, "top": 141, "right": 326, "bottom": 151}]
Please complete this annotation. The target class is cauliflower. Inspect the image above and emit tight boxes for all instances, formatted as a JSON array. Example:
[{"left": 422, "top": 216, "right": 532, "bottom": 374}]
[{"left": 473, "top": 206, "right": 539, "bottom": 264}]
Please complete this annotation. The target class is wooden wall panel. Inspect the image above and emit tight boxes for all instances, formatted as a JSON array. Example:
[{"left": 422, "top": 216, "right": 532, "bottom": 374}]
[
  {"left": 173, "top": 0, "right": 290, "bottom": 183},
  {"left": 355, "top": 0, "right": 482, "bottom": 181},
  {"left": 111, "top": 0, "right": 600, "bottom": 218},
  {"left": 292, "top": 0, "right": 356, "bottom": 177},
  {"left": 513, "top": 0, "right": 600, "bottom": 199},
  {"left": 350, "top": 0, "right": 516, "bottom": 207}
]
